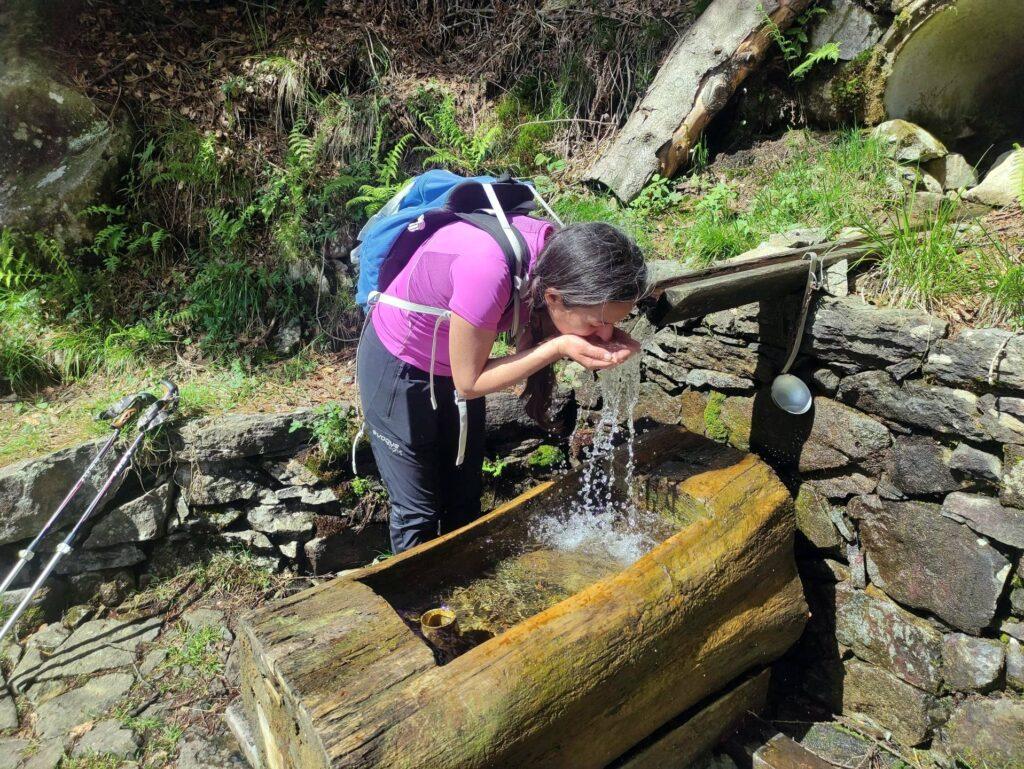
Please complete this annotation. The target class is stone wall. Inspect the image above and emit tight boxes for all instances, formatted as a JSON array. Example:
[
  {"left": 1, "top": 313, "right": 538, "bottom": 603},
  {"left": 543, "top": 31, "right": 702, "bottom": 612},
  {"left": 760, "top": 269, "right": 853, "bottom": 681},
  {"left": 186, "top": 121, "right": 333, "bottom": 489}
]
[
  {"left": 0, "top": 391, "right": 562, "bottom": 619},
  {"left": 630, "top": 290, "right": 1024, "bottom": 763}
]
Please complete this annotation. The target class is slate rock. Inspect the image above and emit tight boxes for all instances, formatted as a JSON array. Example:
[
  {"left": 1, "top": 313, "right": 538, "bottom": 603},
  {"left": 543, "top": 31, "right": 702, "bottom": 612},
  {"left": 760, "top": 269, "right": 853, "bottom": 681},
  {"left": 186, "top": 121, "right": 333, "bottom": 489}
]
[
  {"left": 963, "top": 149, "right": 1024, "bottom": 207},
  {"left": 0, "top": 739, "right": 29, "bottom": 769},
  {"left": 887, "top": 435, "right": 958, "bottom": 496},
  {"left": 838, "top": 370, "right": 1024, "bottom": 445},
  {"left": 872, "top": 119, "right": 947, "bottom": 163},
  {"left": 84, "top": 480, "right": 172, "bottom": 548},
  {"left": 685, "top": 369, "right": 755, "bottom": 391},
  {"left": 949, "top": 443, "right": 1002, "bottom": 484},
  {"left": 180, "top": 464, "right": 267, "bottom": 507},
  {"left": 53, "top": 543, "right": 145, "bottom": 576},
  {"left": 849, "top": 495, "right": 1011, "bottom": 633},
  {"left": 263, "top": 458, "right": 319, "bottom": 487},
  {"left": 792, "top": 721, "right": 893, "bottom": 769},
  {"left": 1003, "top": 620, "right": 1024, "bottom": 643},
  {"left": 794, "top": 483, "right": 843, "bottom": 550},
  {"left": 811, "top": 368, "right": 842, "bottom": 396},
  {"left": 71, "top": 718, "right": 139, "bottom": 758},
  {"left": 34, "top": 671, "right": 134, "bottom": 738},
  {"left": 15, "top": 616, "right": 160, "bottom": 687},
  {"left": 941, "top": 697, "right": 1024, "bottom": 768},
  {"left": 941, "top": 492, "right": 1024, "bottom": 548},
  {"left": 1007, "top": 639, "right": 1024, "bottom": 691},
  {"left": 925, "top": 327, "right": 1024, "bottom": 394},
  {"left": 175, "top": 734, "right": 249, "bottom": 769},
  {"left": 942, "top": 633, "right": 1005, "bottom": 693},
  {"left": 274, "top": 486, "right": 339, "bottom": 506},
  {"left": 648, "top": 328, "right": 782, "bottom": 384},
  {"left": 834, "top": 582, "right": 943, "bottom": 692},
  {"left": 17, "top": 738, "right": 64, "bottom": 769},
  {"left": 808, "top": 0, "right": 885, "bottom": 59},
  {"left": 923, "top": 153, "right": 978, "bottom": 191},
  {"left": 842, "top": 659, "right": 941, "bottom": 746},
  {"left": 0, "top": 437, "right": 121, "bottom": 547},
  {"left": 0, "top": 672, "right": 16, "bottom": 730},
  {"left": 807, "top": 473, "right": 876, "bottom": 501},
  {"left": 304, "top": 523, "right": 389, "bottom": 575},
  {"left": 66, "top": 568, "right": 134, "bottom": 606},
  {"left": 752, "top": 734, "right": 833, "bottom": 769},
  {"left": 195, "top": 505, "right": 246, "bottom": 530},
  {"left": 246, "top": 505, "right": 314, "bottom": 538},
  {"left": 634, "top": 382, "right": 682, "bottom": 425},
  {"left": 1002, "top": 444, "right": 1024, "bottom": 507},
  {"left": 177, "top": 409, "right": 315, "bottom": 462},
  {"left": 221, "top": 529, "right": 274, "bottom": 552},
  {"left": 800, "top": 398, "right": 891, "bottom": 473}
]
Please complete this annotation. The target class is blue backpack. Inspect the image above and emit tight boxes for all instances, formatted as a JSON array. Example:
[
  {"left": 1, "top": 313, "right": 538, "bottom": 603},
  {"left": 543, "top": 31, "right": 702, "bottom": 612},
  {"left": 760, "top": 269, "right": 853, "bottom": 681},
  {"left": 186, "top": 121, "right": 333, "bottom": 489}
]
[{"left": 353, "top": 170, "right": 562, "bottom": 322}]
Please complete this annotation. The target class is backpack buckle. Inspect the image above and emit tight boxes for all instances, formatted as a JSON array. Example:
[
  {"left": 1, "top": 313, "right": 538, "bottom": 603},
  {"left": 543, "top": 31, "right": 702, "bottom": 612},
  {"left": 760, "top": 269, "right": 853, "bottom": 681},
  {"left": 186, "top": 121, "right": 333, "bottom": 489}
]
[{"left": 408, "top": 215, "right": 426, "bottom": 232}]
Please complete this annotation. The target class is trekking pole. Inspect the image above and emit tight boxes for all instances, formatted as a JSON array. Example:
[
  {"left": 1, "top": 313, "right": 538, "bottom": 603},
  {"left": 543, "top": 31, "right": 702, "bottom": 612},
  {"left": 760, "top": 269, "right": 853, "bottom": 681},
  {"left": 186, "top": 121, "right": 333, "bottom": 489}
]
[
  {"left": 0, "top": 390, "right": 156, "bottom": 596},
  {"left": 0, "top": 380, "right": 178, "bottom": 644}
]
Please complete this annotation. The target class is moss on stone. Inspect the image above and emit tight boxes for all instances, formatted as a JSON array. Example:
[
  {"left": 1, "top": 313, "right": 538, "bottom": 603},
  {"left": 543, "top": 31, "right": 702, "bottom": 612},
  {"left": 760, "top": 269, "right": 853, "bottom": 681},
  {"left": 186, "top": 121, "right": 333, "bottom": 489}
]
[{"left": 703, "top": 392, "right": 729, "bottom": 443}]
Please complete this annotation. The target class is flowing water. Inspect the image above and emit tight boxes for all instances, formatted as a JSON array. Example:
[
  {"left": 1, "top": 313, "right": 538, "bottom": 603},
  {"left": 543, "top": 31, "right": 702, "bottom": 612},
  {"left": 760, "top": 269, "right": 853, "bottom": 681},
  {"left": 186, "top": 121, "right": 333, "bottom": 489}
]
[{"left": 533, "top": 324, "right": 667, "bottom": 565}]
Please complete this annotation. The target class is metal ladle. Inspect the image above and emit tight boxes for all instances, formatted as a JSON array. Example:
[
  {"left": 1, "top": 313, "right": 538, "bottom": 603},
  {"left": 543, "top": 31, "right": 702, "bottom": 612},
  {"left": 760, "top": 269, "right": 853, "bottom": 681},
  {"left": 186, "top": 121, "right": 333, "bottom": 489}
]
[{"left": 770, "top": 253, "right": 825, "bottom": 415}]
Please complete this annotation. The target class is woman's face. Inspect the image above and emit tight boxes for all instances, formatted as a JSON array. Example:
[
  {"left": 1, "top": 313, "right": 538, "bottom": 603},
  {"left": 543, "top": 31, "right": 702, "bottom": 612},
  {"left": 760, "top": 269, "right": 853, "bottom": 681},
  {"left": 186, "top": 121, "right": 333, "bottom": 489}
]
[{"left": 543, "top": 290, "right": 635, "bottom": 342}]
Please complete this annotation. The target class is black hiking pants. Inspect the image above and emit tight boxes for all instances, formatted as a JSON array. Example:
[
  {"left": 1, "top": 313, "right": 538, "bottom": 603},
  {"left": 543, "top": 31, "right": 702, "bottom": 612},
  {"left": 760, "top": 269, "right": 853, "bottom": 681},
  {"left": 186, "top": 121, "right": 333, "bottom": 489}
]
[{"left": 356, "top": 320, "right": 486, "bottom": 554}]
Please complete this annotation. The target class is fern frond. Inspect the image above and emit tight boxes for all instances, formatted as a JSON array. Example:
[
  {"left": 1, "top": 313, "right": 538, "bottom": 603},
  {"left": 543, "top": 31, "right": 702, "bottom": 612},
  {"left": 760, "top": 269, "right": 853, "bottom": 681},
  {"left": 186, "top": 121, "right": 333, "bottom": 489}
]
[{"left": 791, "top": 42, "right": 841, "bottom": 80}]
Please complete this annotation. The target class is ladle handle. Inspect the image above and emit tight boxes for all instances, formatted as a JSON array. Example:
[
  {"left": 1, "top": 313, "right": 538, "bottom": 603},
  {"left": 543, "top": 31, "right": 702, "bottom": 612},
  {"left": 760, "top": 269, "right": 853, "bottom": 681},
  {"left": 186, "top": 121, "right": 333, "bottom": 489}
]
[{"left": 780, "top": 253, "right": 823, "bottom": 375}]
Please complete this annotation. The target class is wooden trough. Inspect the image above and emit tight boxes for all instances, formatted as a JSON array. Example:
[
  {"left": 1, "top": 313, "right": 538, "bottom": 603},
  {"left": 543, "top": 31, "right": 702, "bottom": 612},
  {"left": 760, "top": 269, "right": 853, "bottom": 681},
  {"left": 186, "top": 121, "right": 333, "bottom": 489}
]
[{"left": 235, "top": 427, "right": 806, "bottom": 769}]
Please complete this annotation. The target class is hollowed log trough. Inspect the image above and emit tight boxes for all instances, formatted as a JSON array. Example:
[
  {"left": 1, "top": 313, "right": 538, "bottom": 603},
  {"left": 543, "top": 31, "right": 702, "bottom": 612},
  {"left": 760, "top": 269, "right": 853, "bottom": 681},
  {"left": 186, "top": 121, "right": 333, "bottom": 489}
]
[{"left": 236, "top": 428, "right": 807, "bottom": 769}]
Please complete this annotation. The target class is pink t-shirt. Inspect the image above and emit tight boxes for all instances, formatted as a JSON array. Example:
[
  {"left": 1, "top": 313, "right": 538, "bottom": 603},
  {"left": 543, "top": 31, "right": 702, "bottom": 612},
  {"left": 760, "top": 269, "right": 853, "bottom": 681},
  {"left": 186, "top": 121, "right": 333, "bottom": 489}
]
[{"left": 372, "top": 215, "right": 554, "bottom": 376}]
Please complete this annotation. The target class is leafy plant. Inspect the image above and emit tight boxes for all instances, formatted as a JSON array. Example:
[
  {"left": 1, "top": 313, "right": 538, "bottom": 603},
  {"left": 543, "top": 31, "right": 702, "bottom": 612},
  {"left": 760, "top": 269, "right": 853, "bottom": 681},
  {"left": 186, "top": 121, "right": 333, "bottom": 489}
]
[
  {"left": 304, "top": 401, "right": 354, "bottom": 465},
  {"left": 791, "top": 42, "right": 841, "bottom": 80},
  {"left": 631, "top": 174, "right": 684, "bottom": 216},
  {"left": 482, "top": 457, "right": 509, "bottom": 478},
  {"left": 163, "top": 623, "right": 224, "bottom": 676},
  {"left": 345, "top": 128, "right": 415, "bottom": 218},
  {"left": 527, "top": 444, "right": 565, "bottom": 468},
  {"left": 413, "top": 89, "right": 502, "bottom": 174}
]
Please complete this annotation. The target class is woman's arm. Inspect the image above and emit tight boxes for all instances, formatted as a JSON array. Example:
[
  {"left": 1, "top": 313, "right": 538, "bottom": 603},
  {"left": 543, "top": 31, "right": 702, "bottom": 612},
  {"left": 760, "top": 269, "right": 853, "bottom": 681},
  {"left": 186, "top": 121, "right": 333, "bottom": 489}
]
[{"left": 448, "top": 314, "right": 632, "bottom": 399}]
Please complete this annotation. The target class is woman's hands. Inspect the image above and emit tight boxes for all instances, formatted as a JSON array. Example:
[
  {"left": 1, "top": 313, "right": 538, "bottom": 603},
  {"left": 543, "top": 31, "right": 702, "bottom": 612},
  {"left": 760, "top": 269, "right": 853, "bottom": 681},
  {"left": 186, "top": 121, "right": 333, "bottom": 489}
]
[{"left": 556, "top": 327, "right": 641, "bottom": 371}]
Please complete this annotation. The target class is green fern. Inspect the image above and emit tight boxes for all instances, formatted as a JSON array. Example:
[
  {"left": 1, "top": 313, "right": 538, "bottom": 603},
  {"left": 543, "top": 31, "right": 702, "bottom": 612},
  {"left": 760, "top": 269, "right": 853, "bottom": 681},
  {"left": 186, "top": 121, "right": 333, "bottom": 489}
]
[
  {"left": 346, "top": 132, "right": 415, "bottom": 218},
  {"left": 0, "top": 230, "right": 39, "bottom": 289},
  {"left": 414, "top": 92, "right": 501, "bottom": 174},
  {"left": 791, "top": 42, "right": 841, "bottom": 80}
]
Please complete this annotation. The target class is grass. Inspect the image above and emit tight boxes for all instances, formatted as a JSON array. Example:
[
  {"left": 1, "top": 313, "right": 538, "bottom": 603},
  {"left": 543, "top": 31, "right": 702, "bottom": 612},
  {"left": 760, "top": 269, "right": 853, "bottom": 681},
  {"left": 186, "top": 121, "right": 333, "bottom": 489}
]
[
  {"left": 163, "top": 624, "right": 225, "bottom": 677},
  {"left": 860, "top": 200, "right": 1024, "bottom": 327},
  {"left": 60, "top": 755, "right": 128, "bottom": 769}
]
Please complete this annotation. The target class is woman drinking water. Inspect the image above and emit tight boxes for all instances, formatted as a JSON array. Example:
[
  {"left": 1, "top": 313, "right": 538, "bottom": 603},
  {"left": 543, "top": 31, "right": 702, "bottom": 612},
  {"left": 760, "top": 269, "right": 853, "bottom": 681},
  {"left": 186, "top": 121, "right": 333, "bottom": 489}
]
[{"left": 357, "top": 215, "right": 647, "bottom": 554}]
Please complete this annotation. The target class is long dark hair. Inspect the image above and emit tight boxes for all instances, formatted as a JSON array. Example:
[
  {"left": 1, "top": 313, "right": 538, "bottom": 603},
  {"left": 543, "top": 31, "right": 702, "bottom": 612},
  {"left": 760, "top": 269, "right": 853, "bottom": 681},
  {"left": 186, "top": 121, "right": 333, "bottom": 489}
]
[{"left": 521, "top": 222, "right": 647, "bottom": 425}]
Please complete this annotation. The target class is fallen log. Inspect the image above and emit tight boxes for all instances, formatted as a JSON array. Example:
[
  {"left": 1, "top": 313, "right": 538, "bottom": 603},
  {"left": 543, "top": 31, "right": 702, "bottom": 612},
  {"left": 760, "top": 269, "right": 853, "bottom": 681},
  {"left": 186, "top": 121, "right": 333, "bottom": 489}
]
[
  {"left": 586, "top": 0, "right": 813, "bottom": 202},
  {"left": 236, "top": 429, "right": 807, "bottom": 769}
]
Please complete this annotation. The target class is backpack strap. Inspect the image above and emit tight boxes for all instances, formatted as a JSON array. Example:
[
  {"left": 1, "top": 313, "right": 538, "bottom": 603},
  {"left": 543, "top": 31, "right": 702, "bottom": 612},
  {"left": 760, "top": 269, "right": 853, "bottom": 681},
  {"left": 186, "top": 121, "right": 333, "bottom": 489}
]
[{"left": 454, "top": 211, "right": 530, "bottom": 313}]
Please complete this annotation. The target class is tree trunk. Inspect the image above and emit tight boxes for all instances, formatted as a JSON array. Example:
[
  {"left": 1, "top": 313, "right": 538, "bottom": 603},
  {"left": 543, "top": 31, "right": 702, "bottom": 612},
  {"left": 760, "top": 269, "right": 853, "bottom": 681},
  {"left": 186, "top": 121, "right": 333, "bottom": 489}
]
[
  {"left": 237, "top": 429, "right": 807, "bottom": 769},
  {"left": 586, "top": 0, "right": 813, "bottom": 202}
]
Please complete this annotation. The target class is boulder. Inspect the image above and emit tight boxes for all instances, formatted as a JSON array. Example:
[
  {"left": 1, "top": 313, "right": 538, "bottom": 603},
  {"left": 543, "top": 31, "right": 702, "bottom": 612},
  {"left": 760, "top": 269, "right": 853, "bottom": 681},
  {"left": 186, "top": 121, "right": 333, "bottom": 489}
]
[
  {"left": 804, "top": 296, "right": 947, "bottom": 370},
  {"left": 0, "top": 60, "right": 130, "bottom": 243},
  {"left": 923, "top": 153, "right": 978, "bottom": 191},
  {"left": 834, "top": 583, "right": 943, "bottom": 692},
  {"left": 886, "top": 435, "right": 958, "bottom": 496},
  {"left": 941, "top": 634, "right": 1005, "bottom": 693},
  {"left": 941, "top": 492, "right": 1024, "bottom": 548},
  {"left": 949, "top": 443, "right": 1002, "bottom": 484},
  {"left": 925, "top": 328, "right": 1024, "bottom": 394},
  {"left": 871, "top": 120, "right": 947, "bottom": 164},
  {"left": 1002, "top": 444, "right": 1024, "bottom": 507},
  {"left": 0, "top": 437, "right": 121, "bottom": 547},
  {"left": 798, "top": 398, "right": 891, "bottom": 472},
  {"left": 841, "top": 659, "right": 941, "bottom": 746},
  {"left": 807, "top": 0, "right": 885, "bottom": 60},
  {"left": 941, "top": 697, "right": 1024, "bottom": 768},
  {"left": 84, "top": 480, "right": 172, "bottom": 548},
  {"left": 849, "top": 495, "right": 1010, "bottom": 633},
  {"left": 71, "top": 718, "right": 139, "bottom": 759},
  {"left": 837, "top": 370, "right": 1024, "bottom": 445},
  {"left": 963, "top": 149, "right": 1024, "bottom": 207},
  {"left": 33, "top": 670, "right": 135, "bottom": 739},
  {"left": 273, "top": 486, "right": 339, "bottom": 506},
  {"left": 177, "top": 409, "right": 315, "bottom": 462}
]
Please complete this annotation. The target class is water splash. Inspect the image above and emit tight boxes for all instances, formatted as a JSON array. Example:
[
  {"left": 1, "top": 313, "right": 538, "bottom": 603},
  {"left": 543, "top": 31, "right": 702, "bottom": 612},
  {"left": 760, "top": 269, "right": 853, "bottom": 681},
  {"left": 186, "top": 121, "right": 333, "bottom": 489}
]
[{"left": 533, "top": 325, "right": 661, "bottom": 564}]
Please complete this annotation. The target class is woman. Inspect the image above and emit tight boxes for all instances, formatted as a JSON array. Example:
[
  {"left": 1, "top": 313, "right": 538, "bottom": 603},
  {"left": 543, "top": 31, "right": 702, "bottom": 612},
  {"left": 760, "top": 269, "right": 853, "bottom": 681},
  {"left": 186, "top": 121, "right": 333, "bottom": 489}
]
[{"left": 357, "top": 216, "right": 647, "bottom": 554}]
